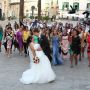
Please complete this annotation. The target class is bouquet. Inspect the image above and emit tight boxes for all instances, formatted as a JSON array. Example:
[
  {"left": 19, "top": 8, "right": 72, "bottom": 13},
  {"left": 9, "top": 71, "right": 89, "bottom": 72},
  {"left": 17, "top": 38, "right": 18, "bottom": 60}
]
[{"left": 33, "top": 56, "right": 40, "bottom": 64}]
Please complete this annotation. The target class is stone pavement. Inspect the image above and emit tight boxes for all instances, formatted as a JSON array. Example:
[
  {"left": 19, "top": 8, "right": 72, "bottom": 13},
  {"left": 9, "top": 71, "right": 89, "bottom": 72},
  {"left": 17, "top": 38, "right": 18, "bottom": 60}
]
[
  {"left": 0, "top": 20, "right": 90, "bottom": 90},
  {"left": 0, "top": 46, "right": 90, "bottom": 90}
]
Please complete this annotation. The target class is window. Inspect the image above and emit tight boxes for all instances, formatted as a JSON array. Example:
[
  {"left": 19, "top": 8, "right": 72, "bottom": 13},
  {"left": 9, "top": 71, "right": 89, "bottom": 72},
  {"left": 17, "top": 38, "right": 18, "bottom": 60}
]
[
  {"left": 73, "top": 2, "right": 79, "bottom": 11},
  {"left": 87, "top": 3, "right": 90, "bottom": 8},
  {"left": 0, "top": 3, "right": 1, "bottom": 8},
  {"left": 4, "top": 1, "right": 6, "bottom": 4},
  {"left": 57, "top": 0, "right": 58, "bottom": 5},
  {"left": 35, "top": 8, "right": 37, "bottom": 11},
  {"left": 51, "top": 0, "right": 53, "bottom": 6},
  {"left": 26, "top": 10, "right": 29, "bottom": 12},
  {"left": 62, "top": 2, "right": 69, "bottom": 11}
]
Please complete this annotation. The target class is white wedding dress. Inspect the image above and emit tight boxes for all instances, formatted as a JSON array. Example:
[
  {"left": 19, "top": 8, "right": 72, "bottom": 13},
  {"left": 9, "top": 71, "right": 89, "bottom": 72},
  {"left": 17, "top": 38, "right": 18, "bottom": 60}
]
[{"left": 20, "top": 43, "right": 56, "bottom": 84}]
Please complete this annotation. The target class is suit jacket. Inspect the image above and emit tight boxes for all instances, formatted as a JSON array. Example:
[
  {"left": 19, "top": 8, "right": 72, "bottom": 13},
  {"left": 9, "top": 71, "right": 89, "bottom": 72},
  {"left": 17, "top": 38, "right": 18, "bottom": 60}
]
[{"left": 39, "top": 34, "right": 51, "bottom": 55}]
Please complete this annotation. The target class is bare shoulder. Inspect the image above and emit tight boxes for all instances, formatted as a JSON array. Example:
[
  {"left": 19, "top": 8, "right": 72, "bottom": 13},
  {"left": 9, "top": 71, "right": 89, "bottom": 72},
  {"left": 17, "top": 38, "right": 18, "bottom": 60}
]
[
  {"left": 30, "top": 42, "right": 34, "bottom": 46},
  {"left": 29, "top": 42, "right": 34, "bottom": 49}
]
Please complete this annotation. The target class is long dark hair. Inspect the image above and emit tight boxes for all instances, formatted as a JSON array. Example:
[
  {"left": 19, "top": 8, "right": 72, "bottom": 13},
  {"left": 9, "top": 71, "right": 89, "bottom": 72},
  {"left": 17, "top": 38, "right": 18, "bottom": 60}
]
[
  {"left": 27, "top": 36, "right": 32, "bottom": 46},
  {"left": 73, "top": 28, "right": 79, "bottom": 35}
]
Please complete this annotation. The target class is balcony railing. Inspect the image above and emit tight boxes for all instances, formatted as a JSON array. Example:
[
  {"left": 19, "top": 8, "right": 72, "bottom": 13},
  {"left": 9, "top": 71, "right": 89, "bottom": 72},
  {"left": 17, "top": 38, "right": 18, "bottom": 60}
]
[{"left": 9, "top": 2, "right": 20, "bottom": 5}]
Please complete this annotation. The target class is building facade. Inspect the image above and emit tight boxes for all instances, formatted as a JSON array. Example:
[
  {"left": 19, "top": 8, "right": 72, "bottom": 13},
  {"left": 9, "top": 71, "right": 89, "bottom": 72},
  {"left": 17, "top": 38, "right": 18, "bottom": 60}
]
[
  {"left": 1, "top": 0, "right": 10, "bottom": 18},
  {"left": 55, "top": 0, "right": 90, "bottom": 16},
  {"left": 9, "top": 0, "right": 38, "bottom": 18},
  {"left": 9, "top": 1, "right": 19, "bottom": 18},
  {"left": 0, "top": 0, "right": 90, "bottom": 19},
  {"left": 8, "top": 0, "right": 52, "bottom": 18}
]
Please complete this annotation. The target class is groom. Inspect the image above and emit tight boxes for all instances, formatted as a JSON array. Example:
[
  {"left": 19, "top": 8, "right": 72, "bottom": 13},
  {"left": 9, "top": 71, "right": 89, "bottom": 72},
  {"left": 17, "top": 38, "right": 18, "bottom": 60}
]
[
  {"left": 39, "top": 30, "right": 52, "bottom": 62},
  {"left": 33, "top": 28, "right": 52, "bottom": 62}
]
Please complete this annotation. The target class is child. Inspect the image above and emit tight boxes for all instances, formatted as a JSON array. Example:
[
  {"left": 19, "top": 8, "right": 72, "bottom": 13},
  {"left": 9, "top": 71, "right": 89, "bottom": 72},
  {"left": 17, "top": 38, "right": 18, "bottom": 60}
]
[{"left": 6, "top": 27, "right": 13, "bottom": 57}]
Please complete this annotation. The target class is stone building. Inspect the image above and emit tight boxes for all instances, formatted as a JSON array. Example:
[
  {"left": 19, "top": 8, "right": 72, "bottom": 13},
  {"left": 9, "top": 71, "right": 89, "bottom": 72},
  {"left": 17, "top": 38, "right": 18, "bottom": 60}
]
[
  {"left": 55, "top": 0, "right": 90, "bottom": 16},
  {"left": 0, "top": 0, "right": 90, "bottom": 19}
]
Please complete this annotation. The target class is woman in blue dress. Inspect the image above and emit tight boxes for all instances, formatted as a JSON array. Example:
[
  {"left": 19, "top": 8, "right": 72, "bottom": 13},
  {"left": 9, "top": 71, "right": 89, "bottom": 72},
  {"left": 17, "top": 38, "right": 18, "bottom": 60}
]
[
  {"left": 52, "top": 29, "right": 63, "bottom": 65},
  {"left": 0, "top": 26, "right": 3, "bottom": 52}
]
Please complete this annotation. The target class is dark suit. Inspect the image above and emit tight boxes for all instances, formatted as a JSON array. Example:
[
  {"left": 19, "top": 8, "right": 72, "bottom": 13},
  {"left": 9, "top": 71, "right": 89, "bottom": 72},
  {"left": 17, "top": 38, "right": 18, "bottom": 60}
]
[{"left": 39, "top": 34, "right": 52, "bottom": 62}]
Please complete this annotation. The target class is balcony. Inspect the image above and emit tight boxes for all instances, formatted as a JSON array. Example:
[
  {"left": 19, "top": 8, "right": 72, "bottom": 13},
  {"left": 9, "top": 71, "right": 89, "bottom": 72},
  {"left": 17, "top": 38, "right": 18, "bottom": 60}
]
[
  {"left": 9, "top": 2, "right": 20, "bottom": 5},
  {"left": 9, "top": 0, "right": 20, "bottom": 5}
]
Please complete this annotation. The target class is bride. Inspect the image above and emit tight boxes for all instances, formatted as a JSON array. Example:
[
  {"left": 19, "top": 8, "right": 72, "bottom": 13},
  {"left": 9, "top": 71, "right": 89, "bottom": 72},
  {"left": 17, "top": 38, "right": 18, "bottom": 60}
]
[{"left": 20, "top": 29, "right": 56, "bottom": 84}]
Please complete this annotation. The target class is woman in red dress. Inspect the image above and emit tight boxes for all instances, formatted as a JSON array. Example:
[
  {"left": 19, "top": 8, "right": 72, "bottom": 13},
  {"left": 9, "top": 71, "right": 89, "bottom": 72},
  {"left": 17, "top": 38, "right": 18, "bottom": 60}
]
[{"left": 87, "top": 30, "right": 90, "bottom": 67}]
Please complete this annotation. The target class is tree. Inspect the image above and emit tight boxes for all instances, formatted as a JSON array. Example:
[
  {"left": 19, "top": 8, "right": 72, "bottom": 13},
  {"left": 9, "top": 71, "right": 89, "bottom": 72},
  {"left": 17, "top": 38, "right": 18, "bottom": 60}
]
[
  {"left": 19, "top": 0, "right": 24, "bottom": 22},
  {"left": 38, "top": 0, "right": 41, "bottom": 20},
  {"left": 31, "top": 6, "right": 35, "bottom": 17}
]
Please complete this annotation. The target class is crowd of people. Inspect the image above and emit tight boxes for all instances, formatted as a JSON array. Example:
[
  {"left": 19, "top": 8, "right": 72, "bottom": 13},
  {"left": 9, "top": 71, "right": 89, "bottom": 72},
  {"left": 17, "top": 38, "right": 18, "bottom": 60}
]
[{"left": 0, "top": 20, "right": 90, "bottom": 69}]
